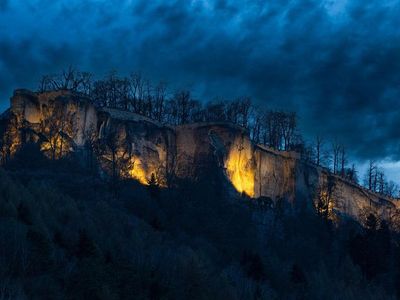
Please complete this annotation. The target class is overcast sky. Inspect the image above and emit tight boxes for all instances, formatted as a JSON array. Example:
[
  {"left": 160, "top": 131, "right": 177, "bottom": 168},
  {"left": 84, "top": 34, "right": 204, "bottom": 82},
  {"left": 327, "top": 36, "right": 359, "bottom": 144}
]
[{"left": 1, "top": 0, "right": 399, "bottom": 181}]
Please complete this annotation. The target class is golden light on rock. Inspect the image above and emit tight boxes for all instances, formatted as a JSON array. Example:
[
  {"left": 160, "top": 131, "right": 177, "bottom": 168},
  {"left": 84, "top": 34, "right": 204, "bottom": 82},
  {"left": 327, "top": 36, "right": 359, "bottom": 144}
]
[
  {"left": 40, "top": 136, "right": 62, "bottom": 157},
  {"left": 128, "top": 159, "right": 150, "bottom": 185},
  {"left": 39, "top": 134, "right": 71, "bottom": 159},
  {"left": 225, "top": 139, "right": 255, "bottom": 197},
  {"left": 126, "top": 156, "right": 165, "bottom": 186}
]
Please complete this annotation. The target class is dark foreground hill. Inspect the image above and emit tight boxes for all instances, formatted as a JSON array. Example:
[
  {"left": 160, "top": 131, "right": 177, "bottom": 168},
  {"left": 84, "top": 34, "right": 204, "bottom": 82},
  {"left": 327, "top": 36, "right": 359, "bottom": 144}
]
[{"left": 0, "top": 149, "right": 399, "bottom": 300}]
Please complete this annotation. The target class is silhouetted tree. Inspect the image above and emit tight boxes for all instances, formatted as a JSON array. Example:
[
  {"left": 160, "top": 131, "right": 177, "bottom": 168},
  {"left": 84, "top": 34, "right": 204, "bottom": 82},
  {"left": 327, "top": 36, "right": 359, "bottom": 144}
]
[
  {"left": 365, "top": 160, "right": 377, "bottom": 191},
  {"left": 314, "top": 135, "right": 324, "bottom": 166},
  {"left": 148, "top": 173, "right": 159, "bottom": 198},
  {"left": 38, "top": 66, "right": 92, "bottom": 94},
  {"left": 174, "top": 90, "right": 191, "bottom": 125},
  {"left": 331, "top": 139, "right": 341, "bottom": 174},
  {"left": 203, "top": 100, "right": 227, "bottom": 122},
  {"left": 316, "top": 175, "right": 336, "bottom": 220},
  {"left": 99, "top": 124, "right": 121, "bottom": 187},
  {"left": 340, "top": 145, "right": 346, "bottom": 177},
  {"left": 153, "top": 81, "right": 167, "bottom": 122},
  {"left": 40, "top": 102, "right": 67, "bottom": 160},
  {"left": 344, "top": 164, "right": 358, "bottom": 183}
]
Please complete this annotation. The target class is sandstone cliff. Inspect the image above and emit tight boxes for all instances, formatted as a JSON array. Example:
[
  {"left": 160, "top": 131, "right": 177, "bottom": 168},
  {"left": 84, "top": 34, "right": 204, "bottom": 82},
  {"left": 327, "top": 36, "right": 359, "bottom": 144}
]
[{"left": 1, "top": 89, "right": 399, "bottom": 226}]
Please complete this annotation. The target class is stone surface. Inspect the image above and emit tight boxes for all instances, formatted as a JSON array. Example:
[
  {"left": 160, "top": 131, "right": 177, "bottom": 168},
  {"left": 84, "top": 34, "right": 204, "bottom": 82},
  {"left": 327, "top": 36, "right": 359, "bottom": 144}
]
[
  {"left": 97, "top": 108, "right": 175, "bottom": 185},
  {"left": 2, "top": 89, "right": 399, "bottom": 226}
]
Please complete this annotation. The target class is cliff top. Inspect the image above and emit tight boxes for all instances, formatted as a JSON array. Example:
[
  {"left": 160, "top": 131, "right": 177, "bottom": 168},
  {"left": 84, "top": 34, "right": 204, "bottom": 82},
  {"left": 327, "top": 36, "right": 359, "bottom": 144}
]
[
  {"left": 100, "top": 107, "right": 174, "bottom": 130},
  {"left": 255, "top": 144, "right": 300, "bottom": 160},
  {"left": 6, "top": 89, "right": 400, "bottom": 210},
  {"left": 176, "top": 121, "right": 247, "bottom": 132}
]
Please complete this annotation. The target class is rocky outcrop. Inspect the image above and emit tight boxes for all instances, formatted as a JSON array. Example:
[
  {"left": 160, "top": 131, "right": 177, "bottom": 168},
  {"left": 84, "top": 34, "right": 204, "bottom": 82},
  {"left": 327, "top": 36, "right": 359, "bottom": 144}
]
[
  {"left": 96, "top": 108, "right": 176, "bottom": 185},
  {"left": 5, "top": 89, "right": 97, "bottom": 157},
  {"left": 1, "top": 89, "right": 399, "bottom": 226}
]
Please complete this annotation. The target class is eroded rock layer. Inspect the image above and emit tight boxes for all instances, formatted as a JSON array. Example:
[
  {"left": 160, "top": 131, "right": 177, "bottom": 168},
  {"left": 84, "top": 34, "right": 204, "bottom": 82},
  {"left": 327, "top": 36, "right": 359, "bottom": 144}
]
[{"left": 1, "top": 89, "right": 399, "bottom": 226}]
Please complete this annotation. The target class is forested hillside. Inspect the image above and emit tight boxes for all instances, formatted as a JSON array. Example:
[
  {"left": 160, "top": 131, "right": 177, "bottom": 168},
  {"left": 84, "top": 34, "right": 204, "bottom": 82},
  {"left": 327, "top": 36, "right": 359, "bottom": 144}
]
[{"left": 0, "top": 145, "right": 399, "bottom": 299}]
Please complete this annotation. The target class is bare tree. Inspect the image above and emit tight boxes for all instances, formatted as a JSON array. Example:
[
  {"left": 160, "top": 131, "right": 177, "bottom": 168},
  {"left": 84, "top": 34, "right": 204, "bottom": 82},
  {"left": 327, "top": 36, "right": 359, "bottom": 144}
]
[
  {"left": 83, "top": 124, "right": 98, "bottom": 172},
  {"left": 281, "top": 112, "right": 296, "bottom": 150},
  {"left": 153, "top": 81, "right": 167, "bottom": 122},
  {"left": 316, "top": 175, "right": 336, "bottom": 220},
  {"left": 364, "top": 160, "right": 377, "bottom": 191},
  {"left": 226, "top": 100, "right": 240, "bottom": 124},
  {"left": 264, "top": 111, "right": 281, "bottom": 149},
  {"left": 203, "top": 100, "right": 227, "bottom": 122},
  {"left": 129, "top": 72, "right": 146, "bottom": 114},
  {"left": 40, "top": 104, "right": 64, "bottom": 160},
  {"left": 92, "top": 79, "right": 109, "bottom": 107},
  {"left": 314, "top": 135, "right": 324, "bottom": 166},
  {"left": 104, "top": 127, "right": 120, "bottom": 185},
  {"left": 385, "top": 181, "right": 399, "bottom": 198},
  {"left": 345, "top": 164, "right": 358, "bottom": 183},
  {"left": 340, "top": 145, "right": 346, "bottom": 177},
  {"left": 377, "top": 169, "right": 385, "bottom": 194},
  {"left": 249, "top": 107, "right": 263, "bottom": 144},
  {"left": 39, "top": 66, "right": 93, "bottom": 94},
  {"left": 237, "top": 97, "right": 252, "bottom": 128},
  {"left": 118, "top": 77, "right": 131, "bottom": 111},
  {"left": 168, "top": 90, "right": 194, "bottom": 125},
  {"left": 331, "top": 139, "right": 341, "bottom": 174},
  {"left": 92, "top": 72, "right": 131, "bottom": 109},
  {"left": 38, "top": 75, "right": 53, "bottom": 92},
  {"left": 143, "top": 79, "right": 154, "bottom": 117}
]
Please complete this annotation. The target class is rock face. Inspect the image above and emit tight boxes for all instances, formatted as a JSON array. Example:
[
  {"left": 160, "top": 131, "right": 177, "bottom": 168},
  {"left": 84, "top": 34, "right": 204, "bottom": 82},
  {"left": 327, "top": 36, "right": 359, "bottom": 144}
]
[
  {"left": 96, "top": 108, "right": 176, "bottom": 185},
  {"left": 5, "top": 89, "right": 98, "bottom": 158},
  {"left": 1, "top": 89, "right": 399, "bottom": 226}
]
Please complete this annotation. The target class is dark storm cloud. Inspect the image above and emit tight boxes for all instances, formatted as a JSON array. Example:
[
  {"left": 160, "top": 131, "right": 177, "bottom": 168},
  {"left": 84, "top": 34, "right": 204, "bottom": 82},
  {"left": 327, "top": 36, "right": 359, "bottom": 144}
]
[
  {"left": 0, "top": 0, "right": 8, "bottom": 11},
  {"left": 0, "top": 0, "right": 399, "bottom": 161}
]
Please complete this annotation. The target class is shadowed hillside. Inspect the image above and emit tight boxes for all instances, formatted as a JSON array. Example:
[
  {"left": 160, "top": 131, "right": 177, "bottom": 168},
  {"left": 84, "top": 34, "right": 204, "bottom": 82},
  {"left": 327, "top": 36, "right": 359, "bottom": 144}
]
[
  {"left": 1, "top": 147, "right": 399, "bottom": 299},
  {"left": 0, "top": 87, "right": 400, "bottom": 299}
]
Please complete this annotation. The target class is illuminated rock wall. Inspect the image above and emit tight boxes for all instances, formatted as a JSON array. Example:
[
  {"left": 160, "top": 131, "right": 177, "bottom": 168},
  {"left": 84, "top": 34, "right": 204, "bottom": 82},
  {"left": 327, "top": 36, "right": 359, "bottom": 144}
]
[
  {"left": 224, "top": 134, "right": 255, "bottom": 197},
  {"left": 5, "top": 90, "right": 176, "bottom": 184},
  {"left": 253, "top": 146, "right": 298, "bottom": 201},
  {"left": 11, "top": 90, "right": 98, "bottom": 144},
  {"left": 7, "top": 89, "right": 98, "bottom": 158},
  {"left": 253, "top": 146, "right": 398, "bottom": 222},
  {"left": 175, "top": 123, "right": 296, "bottom": 200},
  {"left": 175, "top": 122, "right": 252, "bottom": 183},
  {"left": 2, "top": 89, "right": 399, "bottom": 225},
  {"left": 317, "top": 170, "right": 399, "bottom": 223},
  {"left": 175, "top": 123, "right": 399, "bottom": 223},
  {"left": 97, "top": 108, "right": 175, "bottom": 185}
]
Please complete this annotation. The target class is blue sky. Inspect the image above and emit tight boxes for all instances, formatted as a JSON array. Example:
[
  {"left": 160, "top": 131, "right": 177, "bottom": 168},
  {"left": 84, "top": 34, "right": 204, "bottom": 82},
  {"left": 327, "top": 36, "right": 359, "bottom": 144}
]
[{"left": 1, "top": 0, "right": 400, "bottom": 181}]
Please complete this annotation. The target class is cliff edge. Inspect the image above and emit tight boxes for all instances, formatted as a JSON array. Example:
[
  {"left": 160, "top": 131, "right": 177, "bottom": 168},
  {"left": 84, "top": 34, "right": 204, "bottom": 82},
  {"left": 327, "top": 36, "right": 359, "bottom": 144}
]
[{"left": 1, "top": 89, "right": 399, "bottom": 227}]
